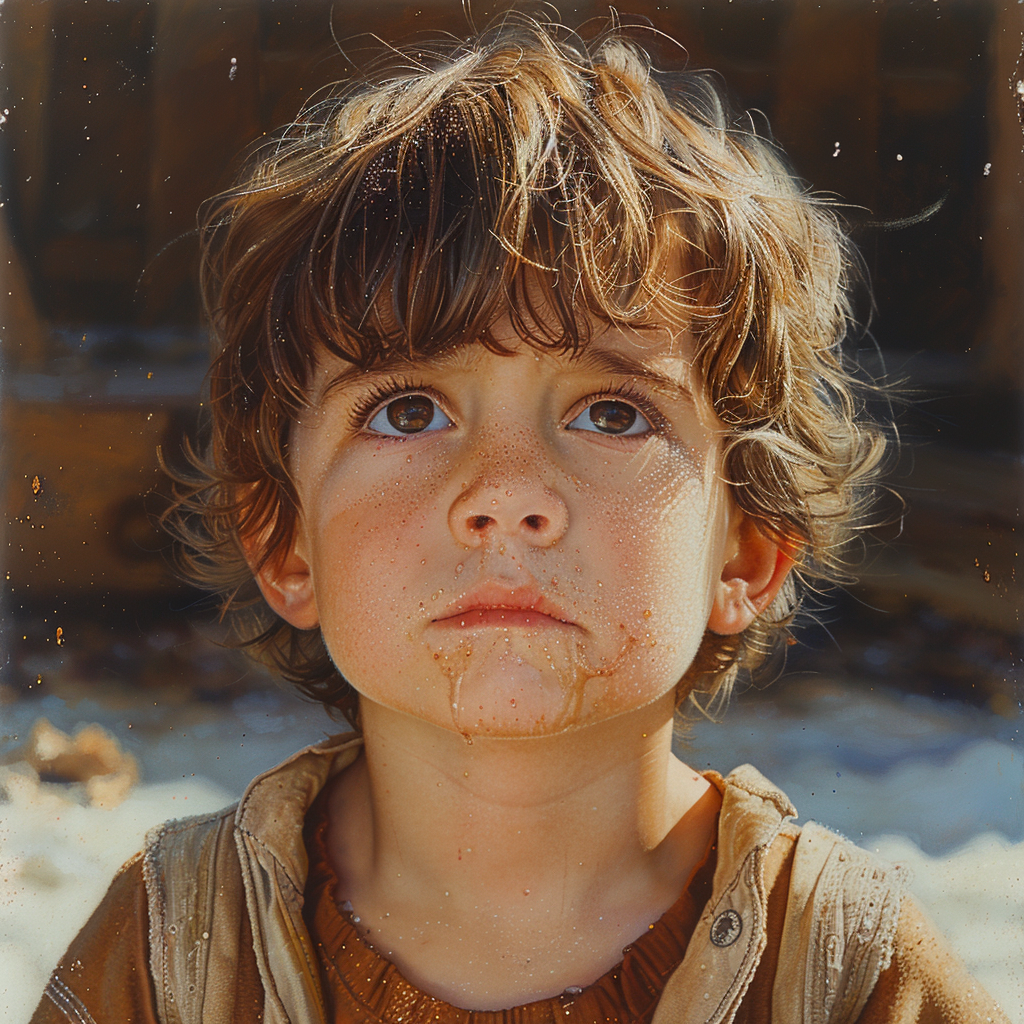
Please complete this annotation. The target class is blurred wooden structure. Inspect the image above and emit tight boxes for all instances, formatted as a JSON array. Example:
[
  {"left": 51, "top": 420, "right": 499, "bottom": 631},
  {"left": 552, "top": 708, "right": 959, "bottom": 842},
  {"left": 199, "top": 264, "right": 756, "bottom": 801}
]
[{"left": 0, "top": 0, "right": 1021, "bottom": 634}]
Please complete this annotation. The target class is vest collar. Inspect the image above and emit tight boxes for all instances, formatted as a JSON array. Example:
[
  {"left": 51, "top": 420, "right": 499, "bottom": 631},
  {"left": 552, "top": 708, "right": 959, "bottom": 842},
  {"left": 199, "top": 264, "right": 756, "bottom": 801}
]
[
  {"left": 652, "top": 764, "right": 796, "bottom": 1024},
  {"left": 234, "top": 732, "right": 363, "bottom": 893}
]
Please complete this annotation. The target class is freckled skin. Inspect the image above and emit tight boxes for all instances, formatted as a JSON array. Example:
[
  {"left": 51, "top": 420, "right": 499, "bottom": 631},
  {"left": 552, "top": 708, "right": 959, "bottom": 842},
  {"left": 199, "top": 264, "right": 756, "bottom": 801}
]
[{"left": 291, "top": 324, "right": 731, "bottom": 739}]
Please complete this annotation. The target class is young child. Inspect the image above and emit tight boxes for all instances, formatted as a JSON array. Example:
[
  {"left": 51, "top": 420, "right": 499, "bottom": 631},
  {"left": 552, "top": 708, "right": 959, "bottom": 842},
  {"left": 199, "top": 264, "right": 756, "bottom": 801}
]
[{"left": 32, "top": 14, "right": 1008, "bottom": 1024}]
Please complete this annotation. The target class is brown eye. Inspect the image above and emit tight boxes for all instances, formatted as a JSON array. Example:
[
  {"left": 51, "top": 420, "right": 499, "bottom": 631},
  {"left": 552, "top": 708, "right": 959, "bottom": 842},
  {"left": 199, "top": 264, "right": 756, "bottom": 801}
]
[
  {"left": 386, "top": 395, "right": 435, "bottom": 433},
  {"left": 567, "top": 398, "right": 651, "bottom": 437},
  {"left": 587, "top": 400, "right": 637, "bottom": 434},
  {"left": 366, "top": 393, "right": 452, "bottom": 435}
]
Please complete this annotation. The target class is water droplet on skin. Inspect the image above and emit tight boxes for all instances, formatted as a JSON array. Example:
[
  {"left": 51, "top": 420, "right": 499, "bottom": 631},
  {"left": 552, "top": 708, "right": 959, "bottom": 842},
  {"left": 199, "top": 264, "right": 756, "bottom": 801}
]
[
  {"left": 455, "top": 563, "right": 464, "bottom": 575},
  {"left": 551, "top": 577, "right": 558, "bottom": 587},
  {"left": 643, "top": 609, "right": 652, "bottom": 618},
  {"left": 461, "top": 733, "right": 473, "bottom": 745},
  {"left": 509, "top": 697, "right": 516, "bottom": 707},
  {"left": 523, "top": 888, "right": 530, "bottom": 896}
]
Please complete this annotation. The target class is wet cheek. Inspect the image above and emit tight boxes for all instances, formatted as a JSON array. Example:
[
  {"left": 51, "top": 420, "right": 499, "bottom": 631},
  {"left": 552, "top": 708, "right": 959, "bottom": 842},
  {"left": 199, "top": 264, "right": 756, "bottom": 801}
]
[
  {"left": 307, "top": 459, "right": 448, "bottom": 681},
  {"left": 575, "top": 457, "right": 718, "bottom": 676}
]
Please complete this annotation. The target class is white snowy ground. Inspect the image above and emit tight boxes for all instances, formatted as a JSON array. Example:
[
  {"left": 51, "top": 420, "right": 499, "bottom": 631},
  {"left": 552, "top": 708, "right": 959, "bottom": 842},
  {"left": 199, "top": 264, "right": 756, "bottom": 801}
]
[{"left": 1, "top": 680, "right": 1021, "bottom": 1023}]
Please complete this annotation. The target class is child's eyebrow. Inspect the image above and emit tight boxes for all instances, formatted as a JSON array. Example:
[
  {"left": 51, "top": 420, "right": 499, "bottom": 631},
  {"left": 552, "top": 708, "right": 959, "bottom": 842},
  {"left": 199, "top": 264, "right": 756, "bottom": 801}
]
[
  {"left": 316, "top": 348, "right": 474, "bottom": 402},
  {"left": 314, "top": 344, "right": 696, "bottom": 406},
  {"left": 571, "top": 346, "right": 696, "bottom": 406}
]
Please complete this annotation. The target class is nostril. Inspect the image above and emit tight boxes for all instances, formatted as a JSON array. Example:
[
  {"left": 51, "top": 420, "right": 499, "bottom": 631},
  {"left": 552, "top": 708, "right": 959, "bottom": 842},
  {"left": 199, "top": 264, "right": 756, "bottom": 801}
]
[
  {"left": 524, "top": 514, "right": 546, "bottom": 531},
  {"left": 471, "top": 514, "right": 492, "bottom": 531}
]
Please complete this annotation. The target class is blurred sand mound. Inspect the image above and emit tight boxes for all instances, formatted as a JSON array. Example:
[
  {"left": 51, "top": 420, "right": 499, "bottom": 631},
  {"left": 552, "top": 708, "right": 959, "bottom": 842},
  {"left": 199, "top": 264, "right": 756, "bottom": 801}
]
[{"left": 0, "top": 718, "right": 139, "bottom": 809}]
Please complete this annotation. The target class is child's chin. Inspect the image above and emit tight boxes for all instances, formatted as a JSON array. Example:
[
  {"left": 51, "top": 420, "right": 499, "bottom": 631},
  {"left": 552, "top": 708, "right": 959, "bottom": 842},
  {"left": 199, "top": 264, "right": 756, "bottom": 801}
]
[{"left": 433, "top": 633, "right": 611, "bottom": 738}]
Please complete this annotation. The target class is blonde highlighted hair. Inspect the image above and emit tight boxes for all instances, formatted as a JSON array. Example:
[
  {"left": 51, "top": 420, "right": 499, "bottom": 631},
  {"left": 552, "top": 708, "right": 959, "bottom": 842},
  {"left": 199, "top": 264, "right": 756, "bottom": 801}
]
[{"left": 164, "top": 13, "right": 887, "bottom": 728}]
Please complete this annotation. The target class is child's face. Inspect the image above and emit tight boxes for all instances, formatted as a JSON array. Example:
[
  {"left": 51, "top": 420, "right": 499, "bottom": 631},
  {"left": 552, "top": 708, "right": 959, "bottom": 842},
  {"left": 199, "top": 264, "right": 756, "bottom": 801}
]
[{"left": 274, "top": 318, "right": 739, "bottom": 738}]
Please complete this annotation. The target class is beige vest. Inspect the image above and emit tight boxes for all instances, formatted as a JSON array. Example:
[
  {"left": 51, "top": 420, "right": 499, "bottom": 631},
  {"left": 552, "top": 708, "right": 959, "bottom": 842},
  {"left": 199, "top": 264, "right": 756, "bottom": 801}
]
[{"left": 142, "top": 736, "right": 906, "bottom": 1024}]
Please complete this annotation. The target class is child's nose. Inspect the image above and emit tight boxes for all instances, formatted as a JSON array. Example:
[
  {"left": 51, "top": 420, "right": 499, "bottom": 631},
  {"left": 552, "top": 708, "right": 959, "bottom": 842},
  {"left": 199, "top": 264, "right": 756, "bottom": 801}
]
[{"left": 448, "top": 480, "right": 568, "bottom": 548}]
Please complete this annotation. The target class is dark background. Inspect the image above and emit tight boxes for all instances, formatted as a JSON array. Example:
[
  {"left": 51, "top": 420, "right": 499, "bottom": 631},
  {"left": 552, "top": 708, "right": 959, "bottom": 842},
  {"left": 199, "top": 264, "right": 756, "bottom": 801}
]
[{"left": 1, "top": 0, "right": 1021, "bottom": 715}]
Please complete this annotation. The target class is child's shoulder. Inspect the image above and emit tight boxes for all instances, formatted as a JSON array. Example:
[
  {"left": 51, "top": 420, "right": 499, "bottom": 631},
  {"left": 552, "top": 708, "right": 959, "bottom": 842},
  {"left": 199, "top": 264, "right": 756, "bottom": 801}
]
[
  {"left": 689, "top": 764, "right": 909, "bottom": 1022},
  {"left": 665, "top": 766, "right": 1009, "bottom": 1024},
  {"left": 713, "top": 762, "right": 908, "bottom": 957}
]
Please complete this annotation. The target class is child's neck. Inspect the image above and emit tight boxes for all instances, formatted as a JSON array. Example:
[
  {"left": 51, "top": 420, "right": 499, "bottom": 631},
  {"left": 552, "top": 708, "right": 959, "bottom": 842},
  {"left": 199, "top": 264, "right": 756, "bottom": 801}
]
[{"left": 324, "top": 693, "right": 719, "bottom": 1009}]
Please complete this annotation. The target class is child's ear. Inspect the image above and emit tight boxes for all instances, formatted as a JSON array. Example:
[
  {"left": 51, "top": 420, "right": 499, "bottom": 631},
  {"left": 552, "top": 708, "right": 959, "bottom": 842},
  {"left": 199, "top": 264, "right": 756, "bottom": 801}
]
[
  {"left": 248, "top": 530, "right": 320, "bottom": 631},
  {"left": 707, "top": 511, "right": 796, "bottom": 636}
]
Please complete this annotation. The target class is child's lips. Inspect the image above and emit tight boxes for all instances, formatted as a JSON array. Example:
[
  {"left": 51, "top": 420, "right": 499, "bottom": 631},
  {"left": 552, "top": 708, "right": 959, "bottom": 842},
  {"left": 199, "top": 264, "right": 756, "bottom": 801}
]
[
  {"left": 435, "top": 607, "right": 569, "bottom": 629},
  {"left": 432, "top": 581, "right": 579, "bottom": 630}
]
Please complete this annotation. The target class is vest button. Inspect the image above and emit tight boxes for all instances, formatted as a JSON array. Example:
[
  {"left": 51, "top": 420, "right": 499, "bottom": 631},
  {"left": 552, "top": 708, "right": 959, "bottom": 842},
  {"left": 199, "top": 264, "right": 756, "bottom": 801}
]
[{"left": 710, "top": 909, "right": 743, "bottom": 947}]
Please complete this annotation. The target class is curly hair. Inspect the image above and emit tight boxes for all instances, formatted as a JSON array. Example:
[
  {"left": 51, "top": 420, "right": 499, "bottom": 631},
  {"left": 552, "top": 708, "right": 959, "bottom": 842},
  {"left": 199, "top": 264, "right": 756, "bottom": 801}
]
[{"left": 162, "top": 13, "right": 887, "bottom": 729}]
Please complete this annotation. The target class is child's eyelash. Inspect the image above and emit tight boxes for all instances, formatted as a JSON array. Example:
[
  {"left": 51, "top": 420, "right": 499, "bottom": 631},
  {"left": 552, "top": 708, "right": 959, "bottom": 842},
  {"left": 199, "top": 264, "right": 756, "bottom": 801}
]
[{"left": 347, "top": 375, "right": 441, "bottom": 433}]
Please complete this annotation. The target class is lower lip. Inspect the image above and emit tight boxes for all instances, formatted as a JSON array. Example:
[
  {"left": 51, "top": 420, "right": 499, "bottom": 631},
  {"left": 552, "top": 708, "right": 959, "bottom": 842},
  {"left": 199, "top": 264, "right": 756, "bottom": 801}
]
[{"left": 432, "top": 608, "right": 572, "bottom": 629}]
